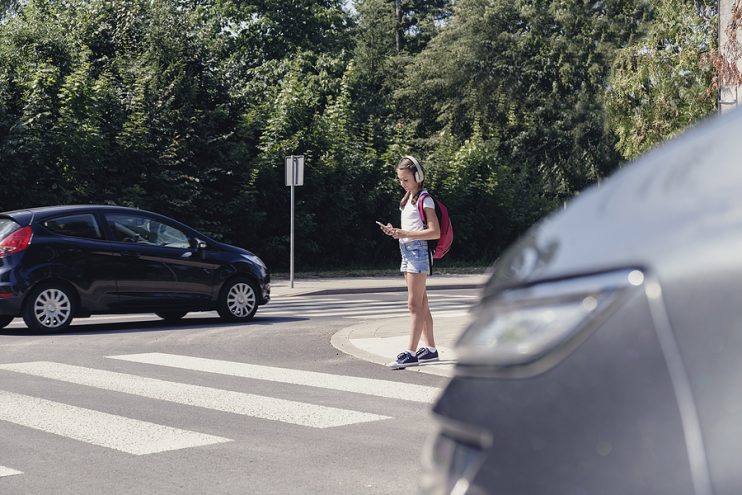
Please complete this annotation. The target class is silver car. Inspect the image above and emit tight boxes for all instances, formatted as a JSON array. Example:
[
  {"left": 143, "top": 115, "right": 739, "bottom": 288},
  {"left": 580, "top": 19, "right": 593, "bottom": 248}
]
[{"left": 421, "top": 108, "right": 742, "bottom": 494}]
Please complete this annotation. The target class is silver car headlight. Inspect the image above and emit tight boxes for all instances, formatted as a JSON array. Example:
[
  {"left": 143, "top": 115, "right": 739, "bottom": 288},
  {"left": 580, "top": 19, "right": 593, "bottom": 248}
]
[{"left": 456, "top": 269, "right": 645, "bottom": 368}]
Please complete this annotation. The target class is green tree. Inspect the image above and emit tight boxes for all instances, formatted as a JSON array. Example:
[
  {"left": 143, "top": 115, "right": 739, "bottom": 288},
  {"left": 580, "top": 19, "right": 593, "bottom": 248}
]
[
  {"left": 392, "top": 0, "right": 648, "bottom": 254},
  {"left": 3, "top": 0, "right": 711, "bottom": 271},
  {"left": 348, "top": 0, "right": 452, "bottom": 123},
  {"left": 0, "top": 0, "right": 261, "bottom": 239},
  {"left": 0, "top": 0, "right": 19, "bottom": 19},
  {"left": 605, "top": 0, "right": 717, "bottom": 159}
]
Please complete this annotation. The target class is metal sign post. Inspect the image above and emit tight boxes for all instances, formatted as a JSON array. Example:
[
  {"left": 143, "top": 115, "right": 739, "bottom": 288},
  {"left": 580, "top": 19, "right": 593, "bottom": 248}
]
[{"left": 285, "top": 155, "right": 304, "bottom": 288}]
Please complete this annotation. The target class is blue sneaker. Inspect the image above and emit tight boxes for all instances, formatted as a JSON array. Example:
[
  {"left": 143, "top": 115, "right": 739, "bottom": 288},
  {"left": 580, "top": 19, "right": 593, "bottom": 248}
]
[
  {"left": 387, "top": 351, "right": 418, "bottom": 369},
  {"left": 416, "top": 347, "right": 439, "bottom": 363}
]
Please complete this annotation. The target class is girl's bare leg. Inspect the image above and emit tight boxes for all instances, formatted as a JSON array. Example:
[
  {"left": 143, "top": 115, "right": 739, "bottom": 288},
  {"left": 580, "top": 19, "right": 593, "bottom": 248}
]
[
  {"left": 405, "top": 272, "right": 430, "bottom": 351},
  {"left": 421, "top": 289, "right": 435, "bottom": 348}
]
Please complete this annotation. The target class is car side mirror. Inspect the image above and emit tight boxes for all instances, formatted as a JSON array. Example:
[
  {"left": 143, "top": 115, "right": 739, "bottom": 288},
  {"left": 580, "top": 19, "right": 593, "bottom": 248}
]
[{"left": 188, "top": 238, "right": 207, "bottom": 251}]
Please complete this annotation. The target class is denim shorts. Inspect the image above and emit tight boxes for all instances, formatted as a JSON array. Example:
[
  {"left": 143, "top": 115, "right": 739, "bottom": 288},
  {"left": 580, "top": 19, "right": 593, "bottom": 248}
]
[{"left": 399, "top": 240, "right": 430, "bottom": 274}]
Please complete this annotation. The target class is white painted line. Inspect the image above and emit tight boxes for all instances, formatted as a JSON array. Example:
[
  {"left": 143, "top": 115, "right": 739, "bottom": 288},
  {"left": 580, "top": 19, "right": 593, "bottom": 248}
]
[
  {"left": 270, "top": 299, "right": 472, "bottom": 309},
  {"left": 6, "top": 313, "right": 162, "bottom": 327},
  {"left": 0, "top": 466, "right": 22, "bottom": 477},
  {"left": 428, "top": 294, "right": 478, "bottom": 298},
  {"left": 345, "top": 309, "right": 471, "bottom": 320},
  {"left": 5, "top": 299, "right": 473, "bottom": 326},
  {"left": 268, "top": 298, "right": 381, "bottom": 307},
  {"left": 259, "top": 308, "right": 403, "bottom": 316},
  {"left": 260, "top": 304, "right": 471, "bottom": 319},
  {"left": 259, "top": 301, "right": 406, "bottom": 312},
  {"left": 0, "top": 362, "right": 389, "bottom": 428},
  {"left": 311, "top": 304, "right": 469, "bottom": 315},
  {"left": 108, "top": 353, "right": 440, "bottom": 404},
  {"left": 431, "top": 310, "right": 472, "bottom": 319},
  {"left": 0, "top": 390, "right": 230, "bottom": 455},
  {"left": 270, "top": 297, "right": 357, "bottom": 304},
  {"left": 69, "top": 314, "right": 160, "bottom": 321},
  {"left": 312, "top": 310, "right": 409, "bottom": 318}
]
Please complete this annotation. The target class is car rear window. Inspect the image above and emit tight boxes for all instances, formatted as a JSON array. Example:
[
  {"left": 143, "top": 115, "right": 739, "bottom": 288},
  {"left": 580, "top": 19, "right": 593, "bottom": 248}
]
[
  {"left": 43, "top": 214, "right": 103, "bottom": 240},
  {"left": 0, "top": 218, "right": 20, "bottom": 241}
]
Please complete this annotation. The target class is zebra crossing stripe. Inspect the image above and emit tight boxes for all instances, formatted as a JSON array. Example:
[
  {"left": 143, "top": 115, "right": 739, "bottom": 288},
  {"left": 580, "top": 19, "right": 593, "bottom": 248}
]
[
  {"left": 108, "top": 353, "right": 440, "bottom": 403},
  {"left": 0, "top": 362, "right": 390, "bottom": 428},
  {"left": 267, "top": 298, "right": 381, "bottom": 307},
  {"left": 0, "top": 465, "right": 22, "bottom": 477},
  {"left": 0, "top": 390, "right": 230, "bottom": 455},
  {"left": 263, "top": 304, "right": 471, "bottom": 318},
  {"left": 345, "top": 309, "right": 471, "bottom": 320}
]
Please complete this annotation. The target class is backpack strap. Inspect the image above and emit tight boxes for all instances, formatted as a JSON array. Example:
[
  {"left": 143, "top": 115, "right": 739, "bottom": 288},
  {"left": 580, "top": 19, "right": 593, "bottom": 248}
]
[
  {"left": 428, "top": 247, "right": 433, "bottom": 276},
  {"left": 417, "top": 191, "right": 431, "bottom": 226},
  {"left": 418, "top": 191, "right": 434, "bottom": 276}
]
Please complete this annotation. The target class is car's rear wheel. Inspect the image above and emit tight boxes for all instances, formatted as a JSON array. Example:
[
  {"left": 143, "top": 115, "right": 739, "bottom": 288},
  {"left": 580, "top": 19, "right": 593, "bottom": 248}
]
[
  {"left": 22, "top": 283, "right": 75, "bottom": 331},
  {"left": 0, "top": 316, "right": 13, "bottom": 329},
  {"left": 217, "top": 278, "right": 259, "bottom": 322},
  {"left": 156, "top": 311, "right": 187, "bottom": 322}
]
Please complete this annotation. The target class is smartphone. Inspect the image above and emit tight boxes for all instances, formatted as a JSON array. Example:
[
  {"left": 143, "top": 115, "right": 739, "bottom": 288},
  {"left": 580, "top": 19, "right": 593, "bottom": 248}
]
[{"left": 375, "top": 221, "right": 386, "bottom": 227}]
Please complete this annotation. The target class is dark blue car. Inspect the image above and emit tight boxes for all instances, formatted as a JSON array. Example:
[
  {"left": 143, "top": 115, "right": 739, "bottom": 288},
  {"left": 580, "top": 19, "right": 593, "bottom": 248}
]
[{"left": 0, "top": 205, "right": 270, "bottom": 331}]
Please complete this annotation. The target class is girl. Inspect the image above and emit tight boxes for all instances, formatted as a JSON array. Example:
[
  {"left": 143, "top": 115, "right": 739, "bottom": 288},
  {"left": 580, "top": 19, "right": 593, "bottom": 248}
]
[{"left": 379, "top": 156, "right": 441, "bottom": 369}]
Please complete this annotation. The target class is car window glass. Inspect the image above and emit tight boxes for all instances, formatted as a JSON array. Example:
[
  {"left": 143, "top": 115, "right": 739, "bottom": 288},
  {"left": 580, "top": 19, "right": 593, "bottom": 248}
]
[
  {"left": 0, "top": 218, "right": 20, "bottom": 240},
  {"left": 43, "top": 214, "right": 103, "bottom": 240},
  {"left": 105, "top": 213, "right": 190, "bottom": 248}
]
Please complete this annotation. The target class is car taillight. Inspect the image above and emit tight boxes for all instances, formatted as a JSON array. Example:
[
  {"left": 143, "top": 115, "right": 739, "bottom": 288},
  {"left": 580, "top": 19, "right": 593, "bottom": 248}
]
[{"left": 0, "top": 226, "right": 33, "bottom": 258}]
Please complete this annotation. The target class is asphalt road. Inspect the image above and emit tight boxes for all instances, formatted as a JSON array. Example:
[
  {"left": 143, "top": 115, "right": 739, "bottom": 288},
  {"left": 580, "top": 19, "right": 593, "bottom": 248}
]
[{"left": 0, "top": 290, "right": 477, "bottom": 495}]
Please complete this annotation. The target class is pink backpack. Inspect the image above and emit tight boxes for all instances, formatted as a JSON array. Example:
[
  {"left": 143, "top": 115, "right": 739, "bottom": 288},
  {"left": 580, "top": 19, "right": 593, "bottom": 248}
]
[{"left": 417, "top": 191, "right": 453, "bottom": 259}]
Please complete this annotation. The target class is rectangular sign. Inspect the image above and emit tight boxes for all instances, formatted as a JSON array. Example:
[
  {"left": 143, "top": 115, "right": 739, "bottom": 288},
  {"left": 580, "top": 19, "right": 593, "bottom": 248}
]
[{"left": 285, "top": 155, "right": 304, "bottom": 186}]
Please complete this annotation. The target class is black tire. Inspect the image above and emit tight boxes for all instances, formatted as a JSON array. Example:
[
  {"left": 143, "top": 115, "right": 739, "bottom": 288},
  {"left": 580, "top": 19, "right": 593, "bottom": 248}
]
[
  {"left": 0, "top": 315, "right": 13, "bottom": 329},
  {"left": 217, "top": 277, "right": 259, "bottom": 322},
  {"left": 22, "top": 283, "right": 76, "bottom": 331},
  {"left": 156, "top": 311, "right": 188, "bottom": 322}
]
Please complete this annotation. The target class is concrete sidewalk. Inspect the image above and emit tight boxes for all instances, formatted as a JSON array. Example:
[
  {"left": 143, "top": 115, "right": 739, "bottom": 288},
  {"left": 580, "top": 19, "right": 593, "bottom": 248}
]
[{"left": 271, "top": 273, "right": 489, "bottom": 376}]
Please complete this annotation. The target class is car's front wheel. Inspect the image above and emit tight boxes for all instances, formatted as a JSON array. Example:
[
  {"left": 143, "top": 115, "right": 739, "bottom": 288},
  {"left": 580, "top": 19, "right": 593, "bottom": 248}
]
[
  {"left": 156, "top": 311, "right": 188, "bottom": 322},
  {"left": 0, "top": 316, "right": 13, "bottom": 329},
  {"left": 217, "top": 278, "right": 259, "bottom": 322},
  {"left": 22, "top": 283, "right": 76, "bottom": 331}
]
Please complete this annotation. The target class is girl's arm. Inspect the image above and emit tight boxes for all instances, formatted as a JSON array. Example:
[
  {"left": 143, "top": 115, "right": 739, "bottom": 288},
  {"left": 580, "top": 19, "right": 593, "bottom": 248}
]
[{"left": 392, "top": 206, "right": 440, "bottom": 241}]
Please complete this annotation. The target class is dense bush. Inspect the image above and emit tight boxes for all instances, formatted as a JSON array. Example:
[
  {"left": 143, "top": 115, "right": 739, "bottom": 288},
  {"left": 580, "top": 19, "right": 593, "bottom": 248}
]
[{"left": 0, "top": 0, "right": 718, "bottom": 271}]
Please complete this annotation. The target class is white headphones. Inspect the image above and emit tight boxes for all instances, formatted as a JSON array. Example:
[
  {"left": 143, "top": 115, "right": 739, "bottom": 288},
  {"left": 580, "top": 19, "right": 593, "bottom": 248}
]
[{"left": 404, "top": 155, "right": 424, "bottom": 183}]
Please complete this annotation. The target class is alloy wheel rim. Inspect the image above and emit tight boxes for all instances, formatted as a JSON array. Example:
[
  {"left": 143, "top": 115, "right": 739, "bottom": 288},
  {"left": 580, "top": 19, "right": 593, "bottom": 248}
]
[
  {"left": 33, "top": 289, "right": 71, "bottom": 328},
  {"left": 226, "top": 283, "right": 256, "bottom": 317}
]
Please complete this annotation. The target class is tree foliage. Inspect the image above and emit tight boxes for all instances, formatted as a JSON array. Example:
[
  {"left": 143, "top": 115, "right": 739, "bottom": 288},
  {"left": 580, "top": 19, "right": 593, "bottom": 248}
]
[
  {"left": 605, "top": 0, "right": 717, "bottom": 159},
  {"left": 393, "top": 0, "right": 650, "bottom": 254},
  {"left": 0, "top": 0, "right": 720, "bottom": 271}
]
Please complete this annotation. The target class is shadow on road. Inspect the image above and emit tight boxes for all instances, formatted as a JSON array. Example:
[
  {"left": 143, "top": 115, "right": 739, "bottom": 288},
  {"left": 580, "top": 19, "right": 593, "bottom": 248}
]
[{"left": 0, "top": 315, "right": 308, "bottom": 336}]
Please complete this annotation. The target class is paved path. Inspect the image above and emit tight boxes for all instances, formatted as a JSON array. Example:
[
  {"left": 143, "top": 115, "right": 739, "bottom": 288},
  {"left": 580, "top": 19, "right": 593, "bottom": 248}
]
[{"left": 272, "top": 273, "right": 489, "bottom": 376}]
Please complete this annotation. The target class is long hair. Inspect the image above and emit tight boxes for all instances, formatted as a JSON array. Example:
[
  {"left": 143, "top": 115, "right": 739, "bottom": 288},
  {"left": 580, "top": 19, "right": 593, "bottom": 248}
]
[{"left": 396, "top": 156, "right": 424, "bottom": 209}]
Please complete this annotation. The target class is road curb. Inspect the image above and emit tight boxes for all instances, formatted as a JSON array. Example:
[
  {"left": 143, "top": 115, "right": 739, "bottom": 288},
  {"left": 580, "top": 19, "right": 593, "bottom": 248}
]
[
  {"left": 330, "top": 322, "right": 388, "bottom": 366},
  {"left": 330, "top": 319, "right": 459, "bottom": 378},
  {"left": 276, "top": 282, "right": 484, "bottom": 298}
]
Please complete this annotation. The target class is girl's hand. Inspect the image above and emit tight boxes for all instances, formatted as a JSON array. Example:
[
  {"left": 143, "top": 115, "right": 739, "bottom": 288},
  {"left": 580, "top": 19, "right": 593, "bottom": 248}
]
[
  {"left": 391, "top": 228, "right": 406, "bottom": 240},
  {"left": 380, "top": 223, "right": 394, "bottom": 236}
]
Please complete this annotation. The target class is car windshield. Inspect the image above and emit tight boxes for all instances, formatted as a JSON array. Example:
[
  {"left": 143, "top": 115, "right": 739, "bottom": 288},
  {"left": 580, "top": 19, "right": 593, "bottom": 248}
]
[{"left": 0, "top": 218, "right": 20, "bottom": 241}]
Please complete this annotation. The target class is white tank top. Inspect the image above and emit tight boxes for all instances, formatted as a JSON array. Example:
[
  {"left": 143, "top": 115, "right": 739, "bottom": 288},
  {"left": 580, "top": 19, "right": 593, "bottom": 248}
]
[{"left": 399, "top": 191, "right": 434, "bottom": 244}]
